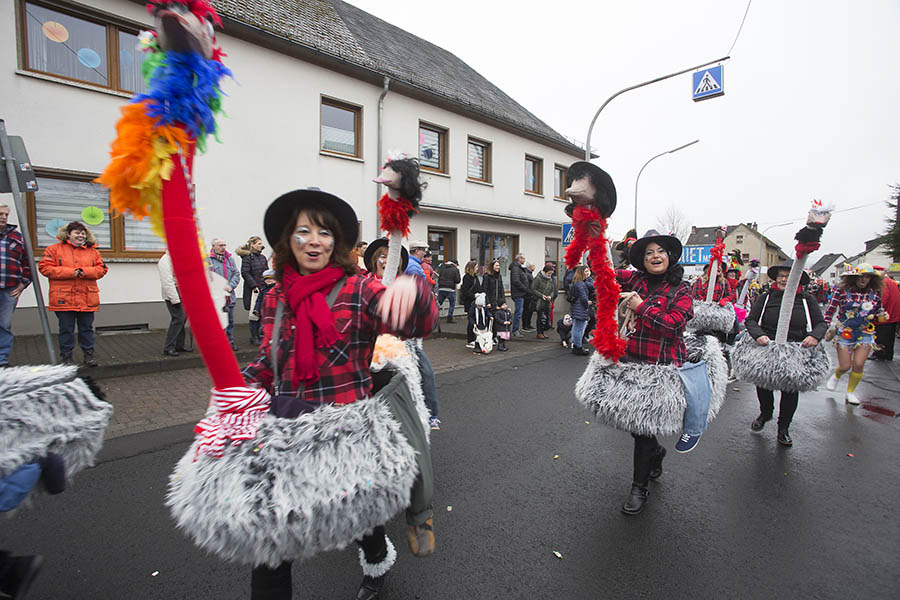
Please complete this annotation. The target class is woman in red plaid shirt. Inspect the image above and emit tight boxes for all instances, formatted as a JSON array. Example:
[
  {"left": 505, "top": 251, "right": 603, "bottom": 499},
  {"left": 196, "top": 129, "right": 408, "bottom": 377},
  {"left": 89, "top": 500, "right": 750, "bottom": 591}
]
[
  {"left": 616, "top": 230, "right": 694, "bottom": 515},
  {"left": 243, "top": 189, "right": 438, "bottom": 600}
]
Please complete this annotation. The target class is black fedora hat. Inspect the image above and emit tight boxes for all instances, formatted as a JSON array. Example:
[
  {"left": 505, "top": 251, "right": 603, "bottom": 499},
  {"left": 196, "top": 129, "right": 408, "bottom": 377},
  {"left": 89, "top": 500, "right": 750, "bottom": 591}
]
[
  {"left": 363, "top": 237, "right": 409, "bottom": 273},
  {"left": 263, "top": 188, "right": 359, "bottom": 249},
  {"left": 628, "top": 229, "right": 683, "bottom": 270},
  {"left": 564, "top": 161, "right": 617, "bottom": 218},
  {"left": 767, "top": 260, "right": 810, "bottom": 285}
]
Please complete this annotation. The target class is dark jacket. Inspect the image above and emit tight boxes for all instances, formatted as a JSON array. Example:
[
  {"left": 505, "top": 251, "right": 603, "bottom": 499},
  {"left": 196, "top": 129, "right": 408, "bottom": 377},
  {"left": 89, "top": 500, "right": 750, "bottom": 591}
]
[
  {"left": 571, "top": 280, "right": 591, "bottom": 321},
  {"left": 523, "top": 268, "right": 535, "bottom": 306},
  {"left": 509, "top": 261, "right": 530, "bottom": 299},
  {"left": 531, "top": 270, "right": 558, "bottom": 309},
  {"left": 745, "top": 289, "right": 827, "bottom": 343},
  {"left": 494, "top": 308, "right": 512, "bottom": 333},
  {"left": 468, "top": 303, "right": 491, "bottom": 330},
  {"left": 437, "top": 262, "right": 461, "bottom": 291},
  {"left": 236, "top": 248, "right": 268, "bottom": 311},
  {"left": 482, "top": 271, "right": 505, "bottom": 308},
  {"left": 460, "top": 273, "right": 481, "bottom": 306},
  {"left": 557, "top": 318, "right": 572, "bottom": 342}
]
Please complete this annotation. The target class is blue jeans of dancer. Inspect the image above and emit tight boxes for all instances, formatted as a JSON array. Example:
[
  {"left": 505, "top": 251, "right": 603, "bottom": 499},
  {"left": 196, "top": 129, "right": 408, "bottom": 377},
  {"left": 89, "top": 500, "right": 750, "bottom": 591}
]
[
  {"left": 512, "top": 297, "right": 524, "bottom": 332},
  {"left": 572, "top": 318, "right": 588, "bottom": 348},
  {"left": 224, "top": 302, "right": 235, "bottom": 343},
  {"left": 56, "top": 311, "right": 94, "bottom": 356},
  {"left": 415, "top": 344, "right": 438, "bottom": 418},
  {"left": 678, "top": 360, "right": 711, "bottom": 436},
  {"left": 437, "top": 290, "right": 456, "bottom": 320},
  {"left": 0, "top": 288, "right": 18, "bottom": 364}
]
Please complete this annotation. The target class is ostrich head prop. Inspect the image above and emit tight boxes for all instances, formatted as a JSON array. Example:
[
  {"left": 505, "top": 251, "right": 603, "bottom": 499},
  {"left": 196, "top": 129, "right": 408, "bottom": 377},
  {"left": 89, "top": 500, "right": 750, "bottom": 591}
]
[
  {"left": 563, "top": 162, "right": 617, "bottom": 219},
  {"left": 147, "top": 0, "right": 222, "bottom": 59},
  {"left": 374, "top": 156, "right": 426, "bottom": 239}
]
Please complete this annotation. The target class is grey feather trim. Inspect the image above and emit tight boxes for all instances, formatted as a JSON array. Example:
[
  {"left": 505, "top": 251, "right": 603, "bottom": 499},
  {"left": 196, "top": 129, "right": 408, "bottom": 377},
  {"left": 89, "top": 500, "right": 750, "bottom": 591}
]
[
  {"left": 0, "top": 364, "right": 112, "bottom": 489},
  {"left": 167, "top": 374, "right": 421, "bottom": 568},
  {"left": 358, "top": 535, "right": 396, "bottom": 577},
  {"left": 732, "top": 336, "right": 831, "bottom": 392},
  {"left": 687, "top": 301, "right": 735, "bottom": 335},
  {"left": 574, "top": 333, "right": 728, "bottom": 436}
]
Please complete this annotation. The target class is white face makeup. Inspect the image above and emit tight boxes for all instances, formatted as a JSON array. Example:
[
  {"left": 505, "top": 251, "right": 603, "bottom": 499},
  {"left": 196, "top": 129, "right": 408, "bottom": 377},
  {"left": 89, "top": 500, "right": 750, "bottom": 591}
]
[
  {"left": 291, "top": 212, "right": 335, "bottom": 275},
  {"left": 643, "top": 242, "right": 669, "bottom": 275}
]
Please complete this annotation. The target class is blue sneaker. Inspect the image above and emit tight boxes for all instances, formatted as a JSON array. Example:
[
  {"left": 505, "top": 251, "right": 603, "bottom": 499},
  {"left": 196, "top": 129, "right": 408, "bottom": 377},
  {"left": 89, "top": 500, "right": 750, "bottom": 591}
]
[{"left": 675, "top": 432, "right": 701, "bottom": 453}]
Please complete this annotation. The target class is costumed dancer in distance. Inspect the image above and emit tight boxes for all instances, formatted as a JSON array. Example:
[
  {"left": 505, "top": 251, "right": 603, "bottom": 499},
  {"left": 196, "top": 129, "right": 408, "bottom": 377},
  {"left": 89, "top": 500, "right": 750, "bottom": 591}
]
[
  {"left": 823, "top": 264, "right": 889, "bottom": 405},
  {"left": 733, "top": 200, "right": 834, "bottom": 443},
  {"left": 563, "top": 162, "right": 727, "bottom": 516}
]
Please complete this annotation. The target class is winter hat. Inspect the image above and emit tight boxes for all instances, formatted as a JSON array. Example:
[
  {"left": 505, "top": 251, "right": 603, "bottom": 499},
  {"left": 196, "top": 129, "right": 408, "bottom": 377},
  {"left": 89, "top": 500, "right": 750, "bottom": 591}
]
[
  {"left": 409, "top": 240, "right": 428, "bottom": 251},
  {"left": 628, "top": 229, "right": 683, "bottom": 270},
  {"left": 563, "top": 314, "right": 573, "bottom": 327},
  {"left": 474, "top": 292, "right": 486, "bottom": 306},
  {"left": 262, "top": 269, "right": 276, "bottom": 280}
]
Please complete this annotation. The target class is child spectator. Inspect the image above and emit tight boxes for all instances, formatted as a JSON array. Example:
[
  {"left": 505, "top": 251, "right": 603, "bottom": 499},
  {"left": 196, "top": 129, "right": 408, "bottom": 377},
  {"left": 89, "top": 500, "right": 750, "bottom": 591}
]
[
  {"left": 557, "top": 314, "right": 573, "bottom": 348},
  {"left": 470, "top": 293, "right": 493, "bottom": 354},
  {"left": 494, "top": 301, "right": 512, "bottom": 352}
]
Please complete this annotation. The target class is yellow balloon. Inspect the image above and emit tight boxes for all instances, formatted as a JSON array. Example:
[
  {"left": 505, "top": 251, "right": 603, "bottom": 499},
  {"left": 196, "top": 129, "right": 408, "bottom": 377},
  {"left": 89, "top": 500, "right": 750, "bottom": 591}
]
[{"left": 42, "top": 21, "right": 69, "bottom": 43}]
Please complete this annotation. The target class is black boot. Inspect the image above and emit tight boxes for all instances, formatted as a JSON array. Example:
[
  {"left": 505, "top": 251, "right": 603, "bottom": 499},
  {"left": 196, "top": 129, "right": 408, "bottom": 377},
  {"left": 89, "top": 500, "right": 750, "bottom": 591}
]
[
  {"left": 60, "top": 353, "right": 74, "bottom": 365},
  {"left": 777, "top": 426, "right": 793, "bottom": 446},
  {"left": 621, "top": 484, "right": 649, "bottom": 515},
  {"left": 82, "top": 349, "right": 98, "bottom": 368},
  {"left": 750, "top": 413, "right": 771, "bottom": 433},
  {"left": 649, "top": 446, "right": 667, "bottom": 480},
  {"left": 572, "top": 346, "right": 589, "bottom": 356}
]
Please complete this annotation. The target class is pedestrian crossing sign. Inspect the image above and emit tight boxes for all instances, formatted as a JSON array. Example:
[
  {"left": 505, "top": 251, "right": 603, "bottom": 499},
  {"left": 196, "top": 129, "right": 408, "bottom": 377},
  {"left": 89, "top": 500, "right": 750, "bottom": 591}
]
[
  {"left": 692, "top": 65, "right": 724, "bottom": 102},
  {"left": 562, "top": 223, "right": 575, "bottom": 248}
]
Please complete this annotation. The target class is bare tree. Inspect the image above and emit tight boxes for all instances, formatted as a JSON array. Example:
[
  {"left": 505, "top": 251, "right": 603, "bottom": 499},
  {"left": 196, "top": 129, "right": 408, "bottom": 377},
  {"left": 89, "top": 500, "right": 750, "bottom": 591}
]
[{"left": 655, "top": 205, "right": 691, "bottom": 244}]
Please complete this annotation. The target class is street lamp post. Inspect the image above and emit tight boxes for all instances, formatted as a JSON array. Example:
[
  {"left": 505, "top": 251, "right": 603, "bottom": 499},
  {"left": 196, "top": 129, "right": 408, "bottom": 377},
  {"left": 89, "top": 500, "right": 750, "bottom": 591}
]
[
  {"left": 758, "top": 221, "right": 795, "bottom": 281},
  {"left": 633, "top": 139, "right": 699, "bottom": 232}
]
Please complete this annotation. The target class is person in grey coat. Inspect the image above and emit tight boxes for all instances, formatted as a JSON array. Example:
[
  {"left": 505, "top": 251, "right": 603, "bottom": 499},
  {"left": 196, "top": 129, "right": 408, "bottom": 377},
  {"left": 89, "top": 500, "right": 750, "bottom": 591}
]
[
  {"left": 509, "top": 254, "right": 530, "bottom": 336},
  {"left": 531, "top": 263, "right": 558, "bottom": 339},
  {"left": 235, "top": 236, "right": 269, "bottom": 345},
  {"left": 208, "top": 237, "right": 240, "bottom": 350},
  {"left": 436, "top": 260, "right": 461, "bottom": 323}
]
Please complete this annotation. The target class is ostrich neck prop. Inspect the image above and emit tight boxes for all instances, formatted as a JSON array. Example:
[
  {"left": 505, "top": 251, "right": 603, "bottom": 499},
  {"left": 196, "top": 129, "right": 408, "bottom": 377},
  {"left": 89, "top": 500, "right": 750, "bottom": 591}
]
[
  {"left": 773, "top": 201, "right": 832, "bottom": 344},
  {"left": 97, "top": 1, "right": 241, "bottom": 389},
  {"left": 374, "top": 159, "right": 421, "bottom": 286},
  {"left": 705, "top": 228, "right": 727, "bottom": 303},
  {"left": 737, "top": 262, "right": 759, "bottom": 306}
]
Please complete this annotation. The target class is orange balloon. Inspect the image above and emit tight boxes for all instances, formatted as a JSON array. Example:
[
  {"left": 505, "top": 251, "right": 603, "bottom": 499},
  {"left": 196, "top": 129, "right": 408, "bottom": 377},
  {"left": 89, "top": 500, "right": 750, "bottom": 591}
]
[{"left": 42, "top": 21, "right": 69, "bottom": 43}]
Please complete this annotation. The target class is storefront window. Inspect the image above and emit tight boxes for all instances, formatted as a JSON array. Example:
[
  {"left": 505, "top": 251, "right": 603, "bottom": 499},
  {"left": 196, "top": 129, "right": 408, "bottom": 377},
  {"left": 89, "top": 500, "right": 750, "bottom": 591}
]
[
  {"left": 428, "top": 228, "right": 456, "bottom": 267},
  {"left": 544, "top": 237, "right": 560, "bottom": 273},
  {"left": 470, "top": 231, "right": 517, "bottom": 291}
]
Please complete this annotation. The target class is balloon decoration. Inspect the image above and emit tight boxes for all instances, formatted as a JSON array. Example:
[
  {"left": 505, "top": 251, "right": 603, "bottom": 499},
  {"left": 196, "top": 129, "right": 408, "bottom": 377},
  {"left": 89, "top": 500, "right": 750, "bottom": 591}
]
[
  {"left": 81, "top": 206, "right": 105, "bottom": 226},
  {"left": 41, "top": 21, "right": 69, "bottom": 43}
]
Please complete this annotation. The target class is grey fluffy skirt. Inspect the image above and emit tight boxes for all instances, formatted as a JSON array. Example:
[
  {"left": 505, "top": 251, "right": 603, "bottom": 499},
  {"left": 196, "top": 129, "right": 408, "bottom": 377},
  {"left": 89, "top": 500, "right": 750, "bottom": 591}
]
[
  {"left": 167, "top": 373, "right": 426, "bottom": 568},
  {"left": 687, "top": 301, "right": 735, "bottom": 335},
  {"left": 0, "top": 364, "right": 112, "bottom": 489},
  {"left": 732, "top": 336, "right": 831, "bottom": 392},
  {"left": 574, "top": 333, "right": 728, "bottom": 437}
]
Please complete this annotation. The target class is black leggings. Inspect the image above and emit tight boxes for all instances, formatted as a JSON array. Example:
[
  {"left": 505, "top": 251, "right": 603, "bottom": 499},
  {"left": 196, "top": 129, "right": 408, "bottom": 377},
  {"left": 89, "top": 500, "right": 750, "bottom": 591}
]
[
  {"left": 250, "top": 526, "right": 387, "bottom": 599},
  {"left": 631, "top": 434, "right": 661, "bottom": 487},
  {"left": 756, "top": 387, "right": 798, "bottom": 428}
]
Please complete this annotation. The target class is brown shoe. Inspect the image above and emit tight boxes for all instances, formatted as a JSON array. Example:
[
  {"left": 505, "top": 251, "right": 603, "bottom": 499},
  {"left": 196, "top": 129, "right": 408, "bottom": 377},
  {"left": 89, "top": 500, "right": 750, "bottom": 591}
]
[
  {"left": 407, "top": 518, "right": 435, "bottom": 557},
  {"left": 536, "top": 333, "right": 548, "bottom": 339}
]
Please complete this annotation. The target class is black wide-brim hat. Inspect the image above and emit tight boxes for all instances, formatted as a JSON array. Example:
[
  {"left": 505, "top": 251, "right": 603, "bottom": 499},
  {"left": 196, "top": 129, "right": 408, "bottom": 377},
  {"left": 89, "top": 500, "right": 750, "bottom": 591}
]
[
  {"left": 263, "top": 188, "right": 359, "bottom": 248},
  {"left": 767, "top": 260, "right": 810, "bottom": 285},
  {"left": 363, "top": 237, "right": 409, "bottom": 273},
  {"left": 629, "top": 229, "right": 683, "bottom": 270},
  {"left": 564, "top": 161, "right": 617, "bottom": 218}
]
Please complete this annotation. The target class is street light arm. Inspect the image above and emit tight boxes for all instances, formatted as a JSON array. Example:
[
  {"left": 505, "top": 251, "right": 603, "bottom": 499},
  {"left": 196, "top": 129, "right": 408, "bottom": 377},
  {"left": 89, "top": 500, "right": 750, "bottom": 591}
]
[
  {"left": 584, "top": 56, "right": 729, "bottom": 160},
  {"left": 633, "top": 139, "right": 701, "bottom": 232}
]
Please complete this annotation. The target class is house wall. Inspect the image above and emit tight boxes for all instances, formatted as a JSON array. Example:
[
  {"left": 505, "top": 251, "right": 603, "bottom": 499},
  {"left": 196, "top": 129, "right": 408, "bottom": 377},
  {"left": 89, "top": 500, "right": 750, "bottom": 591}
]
[{"left": 1, "top": 0, "right": 577, "bottom": 333}]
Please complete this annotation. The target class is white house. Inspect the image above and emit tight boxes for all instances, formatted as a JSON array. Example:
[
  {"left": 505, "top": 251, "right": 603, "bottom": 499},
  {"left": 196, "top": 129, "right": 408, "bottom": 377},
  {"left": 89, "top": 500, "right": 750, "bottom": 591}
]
[
  {"left": 809, "top": 252, "right": 846, "bottom": 282},
  {"left": 2, "top": 0, "right": 584, "bottom": 333}
]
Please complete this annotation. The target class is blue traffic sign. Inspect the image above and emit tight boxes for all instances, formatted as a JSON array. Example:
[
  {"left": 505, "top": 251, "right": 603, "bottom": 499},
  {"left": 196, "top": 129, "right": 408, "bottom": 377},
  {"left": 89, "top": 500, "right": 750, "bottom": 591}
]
[
  {"left": 683, "top": 245, "right": 713, "bottom": 265},
  {"left": 692, "top": 65, "right": 724, "bottom": 102},
  {"left": 562, "top": 223, "right": 574, "bottom": 248}
]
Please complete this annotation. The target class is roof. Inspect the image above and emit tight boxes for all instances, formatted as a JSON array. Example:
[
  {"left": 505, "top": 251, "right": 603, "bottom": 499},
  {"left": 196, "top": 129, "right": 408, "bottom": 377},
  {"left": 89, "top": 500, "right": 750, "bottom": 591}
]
[
  {"left": 809, "top": 253, "right": 844, "bottom": 276},
  {"left": 685, "top": 224, "right": 744, "bottom": 246},
  {"left": 212, "top": 0, "right": 582, "bottom": 155},
  {"left": 864, "top": 237, "right": 885, "bottom": 253}
]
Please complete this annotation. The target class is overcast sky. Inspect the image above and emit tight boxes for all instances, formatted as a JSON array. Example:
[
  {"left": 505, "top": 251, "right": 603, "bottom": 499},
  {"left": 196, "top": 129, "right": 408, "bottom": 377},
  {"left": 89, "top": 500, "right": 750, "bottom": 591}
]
[{"left": 344, "top": 0, "right": 900, "bottom": 259}]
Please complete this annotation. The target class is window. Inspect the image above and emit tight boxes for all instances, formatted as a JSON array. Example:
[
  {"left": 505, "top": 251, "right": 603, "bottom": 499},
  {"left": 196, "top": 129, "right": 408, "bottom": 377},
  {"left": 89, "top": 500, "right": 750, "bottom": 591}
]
[
  {"left": 544, "top": 237, "right": 561, "bottom": 274},
  {"left": 742, "top": 253, "right": 750, "bottom": 261},
  {"left": 419, "top": 122, "right": 447, "bottom": 173},
  {"left": 428, "top": 228, "right": 456, "bottom": 266},
  {"left": 525, "top": 155, "right": 543, "bottom": 195},
  {"left": 735, "top": 234, "right": 744, "bottom": 244},
  {"left": 19, "top": 1, "right": 149, "bottom": 93},
  {"left": 554, "top": 165, "right": 567, "bottom": 200},
  {"left": 467, "top": 138, "right": 490, "bottom": 182},
  {"left": 470, "top": 231, "right": 518, "bottom": 291},
  {"left": 320, "top": 98, "right": 361, "bottom": 157},
  {"left": 26, "top": 170, "right": 165, "bottom": 257}
]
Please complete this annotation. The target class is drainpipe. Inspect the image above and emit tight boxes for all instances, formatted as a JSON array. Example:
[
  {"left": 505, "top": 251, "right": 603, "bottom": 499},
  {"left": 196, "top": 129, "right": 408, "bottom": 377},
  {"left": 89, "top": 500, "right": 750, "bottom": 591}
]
[{"left": 376, "top": 76, "right": 390, "bottom": 234}]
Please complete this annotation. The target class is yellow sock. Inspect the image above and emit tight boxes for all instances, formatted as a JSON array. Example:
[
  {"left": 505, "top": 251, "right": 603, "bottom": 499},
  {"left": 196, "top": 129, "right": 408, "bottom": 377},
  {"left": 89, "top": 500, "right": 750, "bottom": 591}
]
[
  {"left": 847, "top": 371, "right": 863, "bottom": 393},
  {"left": 834, "top": 368, "right": 847, "bottom": 379}
]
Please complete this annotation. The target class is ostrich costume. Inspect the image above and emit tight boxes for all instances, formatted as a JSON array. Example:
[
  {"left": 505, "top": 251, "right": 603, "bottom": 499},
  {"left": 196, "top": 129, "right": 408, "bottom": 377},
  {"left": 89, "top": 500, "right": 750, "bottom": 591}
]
[
  {"left": 686, "top": 228, "right": 736, "bottom": 336},
  {"left": 97, "top": 3, "right": 429, "bottom": 569},
  {"left": 564, "top": 163, "right": 727, "bottom": 436},
  {"left": 0, "top": 366, "right": 111, "bottom": 510},
  {"left": 732, "top": 202, "right": 833, "bottom": 392}
]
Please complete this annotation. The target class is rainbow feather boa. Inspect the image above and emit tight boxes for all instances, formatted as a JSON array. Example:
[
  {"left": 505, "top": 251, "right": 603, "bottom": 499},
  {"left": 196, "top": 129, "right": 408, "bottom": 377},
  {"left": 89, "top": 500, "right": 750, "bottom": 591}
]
[{"left": 97, "top": 35, "right": 231, "bottom": 237}]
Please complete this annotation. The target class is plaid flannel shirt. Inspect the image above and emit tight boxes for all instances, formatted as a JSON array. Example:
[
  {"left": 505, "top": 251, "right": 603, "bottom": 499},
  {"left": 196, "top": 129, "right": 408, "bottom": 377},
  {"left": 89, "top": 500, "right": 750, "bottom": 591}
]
[
  {"left": 242, "top": 274, "right": 437, "bottom": 405},
  {"left": 823, "top": 288, "right": 883, "bottom": 326},
  {"left": 0, "top": 226, "right": 31, "bottom": 289},
  {"left": 617, "top": 270, "right": 693, "bottom": 366},
  {"left": 689, "top": 278, "right": 733, "bottom": 304}
]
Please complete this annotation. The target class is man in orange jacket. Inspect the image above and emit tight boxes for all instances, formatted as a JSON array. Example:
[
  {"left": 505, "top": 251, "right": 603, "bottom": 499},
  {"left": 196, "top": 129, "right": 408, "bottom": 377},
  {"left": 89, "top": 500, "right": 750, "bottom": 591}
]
[{"left": 38, "top": 221, "right": 108, "bottom": 366}]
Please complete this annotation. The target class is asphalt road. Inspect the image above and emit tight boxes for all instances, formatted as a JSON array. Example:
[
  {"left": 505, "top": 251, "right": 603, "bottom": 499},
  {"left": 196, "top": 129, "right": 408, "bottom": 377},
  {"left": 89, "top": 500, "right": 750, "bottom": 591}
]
[{"left": 4, "top": 347, "right": 900, "bottom": 599}]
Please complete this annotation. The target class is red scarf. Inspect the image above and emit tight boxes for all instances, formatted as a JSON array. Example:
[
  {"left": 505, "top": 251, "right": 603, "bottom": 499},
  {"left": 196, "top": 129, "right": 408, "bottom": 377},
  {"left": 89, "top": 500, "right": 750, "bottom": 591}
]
[{"left": 281, "top": 265, "right": 344, "bottom": 385}]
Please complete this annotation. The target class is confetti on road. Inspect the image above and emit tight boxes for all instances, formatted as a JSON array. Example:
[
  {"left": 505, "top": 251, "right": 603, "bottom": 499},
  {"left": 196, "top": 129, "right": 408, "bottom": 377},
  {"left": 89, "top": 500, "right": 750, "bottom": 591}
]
[
  {"left": 847, "top": 453, "right": 855, "bottom": 457},
  {"left": 553, "top": 455, "right": 559, "bottom": 460},
  {"left": 552, "top": 551, "right": 563, "bottom": 559},
  {"left": 151, "top": 571, "right": 159, "bottom": 577},
  {"left": 447, "top": 506, "right": 453, "bottom": 512},
  {"left": 732, "top": 387, "right": 740, "bottom": 391},
  {"left": 584, "top": 420, "right": 590, "bottom": 424}
]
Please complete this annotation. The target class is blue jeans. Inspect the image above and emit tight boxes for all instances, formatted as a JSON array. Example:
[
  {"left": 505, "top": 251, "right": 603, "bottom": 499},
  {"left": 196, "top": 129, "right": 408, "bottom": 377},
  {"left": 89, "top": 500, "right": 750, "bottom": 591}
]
[
  {"left": 225, "top": 302, "right": 235, "bottom": 343},
  {"left": 572, "top": 318, "right": 588, "bottom": 348},
  {"left": 512, "top": 297, "right": 524, "bottom": 332},
  {"left": 678, "top": 360, "right": 712, "bottom": 436},
  {"left": 436, "top": 290, "right": 456, "bottom": 319},
  {"left": 0, "top": 288, "right": 18, "bottom": 364},
  {"left": 415, "top": 344, "right": 438, "bottom": 418},
  {"left": 55, "top": 311, "right": 95, "bottom": 356}
]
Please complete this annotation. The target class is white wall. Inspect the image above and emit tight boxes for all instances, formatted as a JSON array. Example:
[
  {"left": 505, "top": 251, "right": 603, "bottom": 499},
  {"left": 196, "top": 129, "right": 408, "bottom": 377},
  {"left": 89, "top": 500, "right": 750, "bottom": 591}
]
[{"left": 1, "top": 0, "right": 578, "bottom": 321}]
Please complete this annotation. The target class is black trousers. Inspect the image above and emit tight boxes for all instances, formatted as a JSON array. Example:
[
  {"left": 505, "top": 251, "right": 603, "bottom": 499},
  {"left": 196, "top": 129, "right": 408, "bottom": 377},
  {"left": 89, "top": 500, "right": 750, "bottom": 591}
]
[
  {"left": 464, "top": 302, "right": 475, "bottom": 343},
  {"left": 163, "top": 300, "right": 186, "bottom": 352},
  {"left": 873, "top": 322, "right": 898, "bottom": 360},
  {"left": 536, "top": 304, "right": 551, "bottom": 335},
  {"left": 756, "top": 387, "right": 798, "bottom": 428},
  {"left": 522, "top": 298, "right": 535, "bottom": 328},
  {"left": 631, "top": 434, "right": 661, "bottom": 487},
  {"left": 250, "top": 526, "right": 387, "bottom": 599}
]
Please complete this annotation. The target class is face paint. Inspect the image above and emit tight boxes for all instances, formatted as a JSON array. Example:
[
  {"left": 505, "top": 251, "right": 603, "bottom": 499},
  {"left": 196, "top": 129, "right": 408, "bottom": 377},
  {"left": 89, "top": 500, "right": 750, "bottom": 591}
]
[{"left": 293, "top": 234, "right": 307, "bottom": 246}]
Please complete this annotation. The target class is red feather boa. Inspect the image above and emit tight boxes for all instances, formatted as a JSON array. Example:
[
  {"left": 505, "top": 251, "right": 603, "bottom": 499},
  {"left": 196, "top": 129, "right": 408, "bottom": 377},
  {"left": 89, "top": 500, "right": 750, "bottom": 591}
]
[
  {"left": 708, "top": 236, "right": 725, "bottom": 269},
  {"left": 795, "top": 241, "right": 820, "bottom": 259},
  {"left": 565, "top": 205, "right": 626, "bottom": 362},
  {"left": 378, "top": 193, "right": 416, "bottom": 237}
]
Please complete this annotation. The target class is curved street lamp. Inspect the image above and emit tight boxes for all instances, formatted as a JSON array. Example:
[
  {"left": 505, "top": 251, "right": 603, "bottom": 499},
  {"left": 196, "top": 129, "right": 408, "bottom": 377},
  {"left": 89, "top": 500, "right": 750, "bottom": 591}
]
[{"left": 633, "top": 139, "right": 700, "bottom": 232}]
